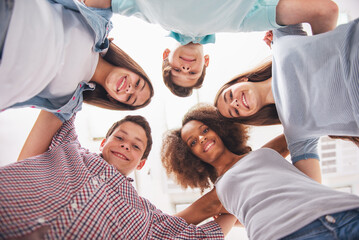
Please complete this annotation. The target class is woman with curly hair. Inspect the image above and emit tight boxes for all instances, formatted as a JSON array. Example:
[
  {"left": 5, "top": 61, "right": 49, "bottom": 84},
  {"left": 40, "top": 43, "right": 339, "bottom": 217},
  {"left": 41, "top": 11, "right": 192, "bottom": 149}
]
[
  {"left": 161, "top": 103, "right": 252, "bottom": 191},
  {"left": 161, "top": 103, "right": 359, "bottom": 240}
]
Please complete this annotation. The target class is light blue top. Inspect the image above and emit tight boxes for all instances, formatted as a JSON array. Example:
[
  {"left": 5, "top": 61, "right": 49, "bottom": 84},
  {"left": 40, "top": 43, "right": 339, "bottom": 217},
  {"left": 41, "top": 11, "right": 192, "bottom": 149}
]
[
  {"left": 112, "top": 0, "right": 281, "bottom": 45},
  {"left": 10, "top": 82, "right": 95, "bottom": 122},
  {"left": 271, "top": 19, "right": 359, "bottom": 163},
  {"left": 49, "top": 0, "right": 113, "bottom": 52}
]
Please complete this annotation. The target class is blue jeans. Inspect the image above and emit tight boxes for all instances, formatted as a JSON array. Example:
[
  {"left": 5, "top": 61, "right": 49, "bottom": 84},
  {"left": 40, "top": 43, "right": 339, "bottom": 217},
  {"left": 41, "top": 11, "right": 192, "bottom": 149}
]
[
  {"left": 281, "top": 208, "right": 359, "bottom": 240},
  {"left": 0, "top": 0, "right": 14, "bottom": 60}
]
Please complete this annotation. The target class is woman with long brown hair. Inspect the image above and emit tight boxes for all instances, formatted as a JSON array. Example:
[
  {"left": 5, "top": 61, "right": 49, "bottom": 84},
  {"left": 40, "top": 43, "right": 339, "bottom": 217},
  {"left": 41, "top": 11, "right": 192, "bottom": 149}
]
[
  {"left": 215, "top": 19, "right": 359, "bottom": 182},
  {"left": 0, "top": 0, "right": 154, "bottom": 122}
]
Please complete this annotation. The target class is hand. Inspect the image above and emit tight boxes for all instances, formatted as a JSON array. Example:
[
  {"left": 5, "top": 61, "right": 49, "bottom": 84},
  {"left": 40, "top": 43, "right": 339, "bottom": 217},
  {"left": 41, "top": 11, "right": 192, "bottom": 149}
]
[{"left": 263, "top": 31, "right": 273, "bottom": 48}]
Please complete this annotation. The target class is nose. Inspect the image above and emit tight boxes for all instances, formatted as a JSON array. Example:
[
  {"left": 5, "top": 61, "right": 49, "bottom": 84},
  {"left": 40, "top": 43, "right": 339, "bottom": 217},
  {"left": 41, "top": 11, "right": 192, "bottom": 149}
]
[
  {"left": 120, "top": 143, "right": 130, "bottom": 151},
  {"left": 126, "top": 83, "right": 135, "bottom": 94},
  {"left": 199, "top": 135, "right": 206, "bottom": 144},
  {"left": 181, "top": 65, "right": 191, "bottom": 72},
  {"left": 230, "top": 99, "right": 239, "bottom": 108}
]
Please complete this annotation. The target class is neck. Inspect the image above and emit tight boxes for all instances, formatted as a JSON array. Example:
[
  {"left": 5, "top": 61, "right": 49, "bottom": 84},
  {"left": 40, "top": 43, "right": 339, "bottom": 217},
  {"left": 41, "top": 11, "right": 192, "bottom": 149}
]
[
  {"left": 259, "top": 77, "right": 274, "bottom": 105},
  {"left": 91, "top": 56, "right": 111, "bottom": 86},
  {"left": 212, "top": 149, "right": 245, "bottom": 176}
]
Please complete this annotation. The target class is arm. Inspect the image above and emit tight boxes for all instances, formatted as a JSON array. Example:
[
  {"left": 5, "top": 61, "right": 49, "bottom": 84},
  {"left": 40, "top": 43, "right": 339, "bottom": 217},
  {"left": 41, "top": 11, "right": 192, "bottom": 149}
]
[
  {"left": 213, "top": 214, "right": 237, "bottom": 236},
  {"left": 82, "top": 0, "right": 111, "bottom": 8},
  {"left": 276, "top": 0, "right": 338, "bottom": 34},
  {"left": 261, "top": 134, "right": 289, "bottom": 158},
  {"left": 294, "top": 158, "right": 322, "bottom": 183},
  {"left": 17, "top": 110, "right": 63, "bottom": 161},
  {"left": 175, "top": 188, "right": 222, "bottom": 225}
]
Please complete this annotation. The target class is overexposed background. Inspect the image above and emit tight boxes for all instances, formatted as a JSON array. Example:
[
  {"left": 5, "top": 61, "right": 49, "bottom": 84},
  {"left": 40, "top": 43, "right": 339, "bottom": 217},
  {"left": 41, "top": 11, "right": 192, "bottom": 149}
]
[{"left": 0, "top": 0, "right": 359, "bottom": 238}]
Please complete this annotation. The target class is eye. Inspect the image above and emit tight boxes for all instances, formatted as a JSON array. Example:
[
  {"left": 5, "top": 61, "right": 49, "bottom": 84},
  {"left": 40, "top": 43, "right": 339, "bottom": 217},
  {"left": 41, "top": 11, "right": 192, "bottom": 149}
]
[
  {"left": 126, "top": 94, "right": 132, "bottom": 102},
  {"left": 189, "top": 72, "right": 196, "bottom": 75},
  {"left": 135, "top": 79, "right": 140, "bottom": 87},
  {"left": 133, "top": 144, "right": 140, "bottom": 150},
  {"left": 229, "top": 91, "right": 233, "bottom": 100},
  {"left": 235, "top": 109, "right": 239, "bottom": 116},
  {"left": 116, "top": 136, "right": 123, "bottom": 141},
  {"left": 190, "top": 139, "right": 197, "bottom": 147},
  {"left": 203, "top": 127, "right": 209, "bottom": 134},
  {"left": 173, "top": 68, "right": 180, "bottom": 72}
]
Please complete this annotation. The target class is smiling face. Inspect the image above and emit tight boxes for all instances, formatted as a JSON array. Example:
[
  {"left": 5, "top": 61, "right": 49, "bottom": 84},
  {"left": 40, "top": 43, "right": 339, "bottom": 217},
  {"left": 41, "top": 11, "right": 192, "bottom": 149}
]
[
  {"left": 164, "top": 43, "right": 209, "bottom": 87},
  {"left": 181, "top": 120, "right": 225, "bottom": 165},
  {"left": 104, "top": 67, "right": 151, "bottom": 106},
  {"left": 216, "top": 79, "right": 266, "bottom": 118},
  {"left": 100, "top": 121, "right": 147, "bottom": 176}
]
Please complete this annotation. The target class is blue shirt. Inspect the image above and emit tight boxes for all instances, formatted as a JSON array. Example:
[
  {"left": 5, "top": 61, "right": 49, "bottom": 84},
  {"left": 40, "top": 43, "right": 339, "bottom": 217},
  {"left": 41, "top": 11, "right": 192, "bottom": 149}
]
[
  {"left": 10, "top": 82, "right": 95, "bottom": 122},
  {"left": 112, "top": 0, "right": 281, "bottom": 45},
  {"left": 49, "top": 0, "right": 113, "bottom": 52},
  {"left": 271, "top": 19, "right": 359, "bottom": 163}
]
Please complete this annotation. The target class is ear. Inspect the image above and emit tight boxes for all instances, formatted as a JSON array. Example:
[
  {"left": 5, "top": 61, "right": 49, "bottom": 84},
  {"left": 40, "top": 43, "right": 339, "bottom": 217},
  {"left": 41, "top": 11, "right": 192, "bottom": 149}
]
[
  {"left": 163, "top": 49, "right": 170, "bottom": 60},
  {"left": 204, "top": 55, "right": 210, "bottom": 67},
  {"left": 99, "top": 138, "right": 106, "bottom": 151},
  {"left": 136, "top": 158, "right": 147, "bottom": 170}
]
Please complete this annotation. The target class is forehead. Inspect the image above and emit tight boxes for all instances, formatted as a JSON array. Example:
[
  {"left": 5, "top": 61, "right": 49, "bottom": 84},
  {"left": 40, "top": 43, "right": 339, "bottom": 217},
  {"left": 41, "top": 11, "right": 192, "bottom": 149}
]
[
  {"left": 112, "top": 121, "right": 147, "bottom": 143},
  {"left": 181, "top": 120, "right": 203, "bottom": 138}
]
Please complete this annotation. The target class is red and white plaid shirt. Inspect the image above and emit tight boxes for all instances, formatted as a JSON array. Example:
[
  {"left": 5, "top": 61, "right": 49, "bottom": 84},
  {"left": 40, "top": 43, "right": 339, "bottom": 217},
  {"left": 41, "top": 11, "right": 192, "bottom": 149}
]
[{"left": 0, "top": 116, "right": 224, "bottom": 239}]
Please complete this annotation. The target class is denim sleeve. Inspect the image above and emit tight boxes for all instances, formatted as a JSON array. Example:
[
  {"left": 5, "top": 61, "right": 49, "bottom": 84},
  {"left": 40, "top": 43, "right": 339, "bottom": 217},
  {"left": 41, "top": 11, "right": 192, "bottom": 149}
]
[{"left": 289, "top": 137, "right": 320, "bottom": 164}]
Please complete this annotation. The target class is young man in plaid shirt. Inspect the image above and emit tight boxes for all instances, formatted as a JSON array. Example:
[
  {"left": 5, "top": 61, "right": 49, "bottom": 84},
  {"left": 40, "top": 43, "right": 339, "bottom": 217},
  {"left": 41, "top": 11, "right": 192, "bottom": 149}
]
[{"left": 0, "top": 110, "right": 235, "bottom": 239}]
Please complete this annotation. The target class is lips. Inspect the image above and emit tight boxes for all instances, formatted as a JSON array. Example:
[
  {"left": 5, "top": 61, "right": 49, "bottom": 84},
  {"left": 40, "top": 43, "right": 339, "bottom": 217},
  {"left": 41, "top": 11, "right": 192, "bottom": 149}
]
[
  {"left": 180, "top": 56, "right": 195, "bottom": 62},
  {"left": 241, "top": 92, "right": 249, "bottom": 109},
  {"left": 116, "top": 76, "right": 127, "bottom": 92},
  {"left": 111, "top": 151, "right": 129, "bottom": 161},
  {"left": 203, "top": 140, "right": 215, "bottom": 152}
]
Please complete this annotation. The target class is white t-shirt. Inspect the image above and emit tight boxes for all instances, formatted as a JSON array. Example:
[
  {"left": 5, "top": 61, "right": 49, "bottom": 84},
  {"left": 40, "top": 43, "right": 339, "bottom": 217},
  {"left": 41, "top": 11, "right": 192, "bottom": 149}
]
[
  {"left": 0, "top": 0, "right": 98, "bottom": 109},
  {"left": 215, "top": 148, "right": 359, "bottom": 240}
]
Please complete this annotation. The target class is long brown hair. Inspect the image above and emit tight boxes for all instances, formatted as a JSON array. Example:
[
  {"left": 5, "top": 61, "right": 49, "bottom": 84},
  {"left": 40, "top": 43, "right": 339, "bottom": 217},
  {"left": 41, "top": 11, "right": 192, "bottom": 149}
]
[
  {"left": 214, "top": 60, "right": 280, "bottom": 126},
  {"left": 215, "top": 60, "right": 359, "bottom": 146},
  {"left": 161, "top": 103, "right": 251, "bottom": 192},
  {"left": 83, "top": 42, "right": 154, "bottom": 110}
]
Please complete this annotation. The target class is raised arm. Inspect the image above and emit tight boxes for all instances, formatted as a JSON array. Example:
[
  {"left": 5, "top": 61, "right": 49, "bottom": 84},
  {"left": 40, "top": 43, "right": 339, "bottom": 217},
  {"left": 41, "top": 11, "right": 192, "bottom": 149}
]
[
  {"left": 261, "top": 134, "right": 289, "bottom": 158},
  {"left": 276, "top": 0, "right": 338, "bottom": 34},
  {"left": 17, "top": 110, "right": 63, "bottom": 161},
  {"left": 175, "top": 188, "right": 222, "bottom": 225}
]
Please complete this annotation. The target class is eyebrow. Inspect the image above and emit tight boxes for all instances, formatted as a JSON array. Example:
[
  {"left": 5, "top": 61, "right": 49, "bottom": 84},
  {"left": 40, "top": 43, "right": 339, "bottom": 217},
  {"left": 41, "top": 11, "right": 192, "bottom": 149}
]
[
  {"left": 185, "top": 124, "right": 204, "bottom": 142},
  {"left": 119, "top": 129, "right": 145, "bottom": 146},
  {"left": 131, "top": 80, "right": 146, "bottom": 106}
]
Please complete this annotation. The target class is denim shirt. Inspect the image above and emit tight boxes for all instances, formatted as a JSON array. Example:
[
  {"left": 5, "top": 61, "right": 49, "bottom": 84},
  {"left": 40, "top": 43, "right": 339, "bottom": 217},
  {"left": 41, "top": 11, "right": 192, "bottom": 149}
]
[
  {"left": 5, "top": 82, "right": 96, "bottom": 122},
  {"left": 48, "top": 0, "right": 113, "bottom": 52}
]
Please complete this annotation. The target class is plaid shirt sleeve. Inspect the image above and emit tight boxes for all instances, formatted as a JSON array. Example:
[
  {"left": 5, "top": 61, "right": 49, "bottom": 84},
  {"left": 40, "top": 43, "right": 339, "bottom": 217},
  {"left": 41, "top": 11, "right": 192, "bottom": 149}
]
[{"left": 140, "top": 197, "right": 225, "bottom": 239}]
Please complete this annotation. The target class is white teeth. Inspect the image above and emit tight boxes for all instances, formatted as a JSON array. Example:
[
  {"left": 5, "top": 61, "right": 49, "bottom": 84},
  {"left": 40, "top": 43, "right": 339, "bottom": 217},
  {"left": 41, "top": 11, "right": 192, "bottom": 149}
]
[
  {"left": 205, "top": 142, "right": 214, "bottom": 152},
  {"left": 113, "top": 152, "right": 128, "bottom": 160},
  {"left": 117, "top": 77, "right": 126, "bottom": 92},
  {"left": 242, "top": 94, "right": 248, "bottom": 108}
]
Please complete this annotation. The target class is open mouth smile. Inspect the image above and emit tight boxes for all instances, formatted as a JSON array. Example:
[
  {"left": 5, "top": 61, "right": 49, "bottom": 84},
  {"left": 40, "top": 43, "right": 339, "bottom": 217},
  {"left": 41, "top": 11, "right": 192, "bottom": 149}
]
[
  {"left": 111, "top": 151, "right": 129, "bottom": 161},
  {"left": 204, "top": 140, "right": 215, "bottom": 152},
  {"left": 116, "top": 76, "right": 127, "bottom": 92},
  {"left": 242, "top": 93, "right": 249, "bottom": 109}
]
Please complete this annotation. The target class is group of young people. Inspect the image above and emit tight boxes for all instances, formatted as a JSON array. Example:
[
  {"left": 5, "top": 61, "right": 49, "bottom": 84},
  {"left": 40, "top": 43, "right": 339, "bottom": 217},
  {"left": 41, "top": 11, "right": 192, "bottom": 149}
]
[{"left": 1, "top": 0, "right": 359, "bottom": 239}]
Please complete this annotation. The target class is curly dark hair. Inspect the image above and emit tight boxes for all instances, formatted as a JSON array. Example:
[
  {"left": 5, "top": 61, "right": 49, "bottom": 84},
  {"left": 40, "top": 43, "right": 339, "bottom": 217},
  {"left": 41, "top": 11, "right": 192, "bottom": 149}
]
[
  {"left": 162, "top": 58, "right": 207, "bottom": 97},
  {"left": 161, "top": 103, "right": 251, "bottom": 192}
]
